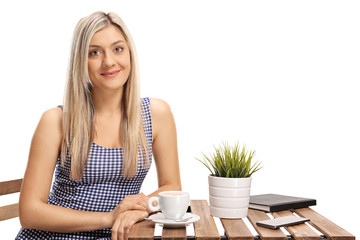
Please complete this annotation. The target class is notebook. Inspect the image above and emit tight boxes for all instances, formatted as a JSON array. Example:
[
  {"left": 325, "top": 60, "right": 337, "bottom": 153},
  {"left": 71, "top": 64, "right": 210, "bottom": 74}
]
[{"left": 249, "top": 193, "right": 316, "bottom": 212}]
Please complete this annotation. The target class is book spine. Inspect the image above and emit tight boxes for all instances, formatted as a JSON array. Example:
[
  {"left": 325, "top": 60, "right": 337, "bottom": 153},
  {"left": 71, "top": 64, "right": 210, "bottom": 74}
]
[{"left": 271, "top": 200, "right": 316, "bottom": 212}]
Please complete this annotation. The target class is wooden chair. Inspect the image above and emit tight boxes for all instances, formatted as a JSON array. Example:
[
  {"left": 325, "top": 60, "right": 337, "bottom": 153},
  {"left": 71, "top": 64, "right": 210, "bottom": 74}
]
[{"left": 0, "top": 179, "right": 23, "bottom": 221}]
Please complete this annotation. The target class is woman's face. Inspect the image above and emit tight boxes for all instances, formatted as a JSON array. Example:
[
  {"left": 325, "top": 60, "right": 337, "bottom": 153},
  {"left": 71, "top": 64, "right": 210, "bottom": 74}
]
[{"left": 88, "top": 25, "right": 131, "bottom": 93}]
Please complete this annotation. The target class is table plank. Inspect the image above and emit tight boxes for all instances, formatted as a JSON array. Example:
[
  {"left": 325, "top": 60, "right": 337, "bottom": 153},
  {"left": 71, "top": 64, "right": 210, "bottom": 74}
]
[
  {"left": 220, "top": 218, "right": 253, "bottom": 240},
  {"left": 247, "top": 209, "right": 287, "bottom": 240},
  {"left": 162, "top": 227, "right": 187, "bottom": 240},
  {"left": 128, "top": 219, "right": 155, "bottom": 240},
  {"left": 272, "top": 210, "right": 321, "bottom": 240},
  {"left": 190, "top": 200, "right": 220, "bottom": 240},
  {"left": 294, "top": 208, "right": 355, "bottom": 240}
]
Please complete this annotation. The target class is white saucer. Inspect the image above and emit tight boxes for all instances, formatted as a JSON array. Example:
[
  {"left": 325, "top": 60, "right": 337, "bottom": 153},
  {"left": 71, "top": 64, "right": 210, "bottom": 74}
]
[{"left": 147, "top": 213, "right": 200, "bottom": 228}]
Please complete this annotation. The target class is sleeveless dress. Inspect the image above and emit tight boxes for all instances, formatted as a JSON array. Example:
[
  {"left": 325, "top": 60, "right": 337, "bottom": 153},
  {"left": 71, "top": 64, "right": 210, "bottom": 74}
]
[{"left": 16, "top": 98, "right": 153, "bottom": 240}]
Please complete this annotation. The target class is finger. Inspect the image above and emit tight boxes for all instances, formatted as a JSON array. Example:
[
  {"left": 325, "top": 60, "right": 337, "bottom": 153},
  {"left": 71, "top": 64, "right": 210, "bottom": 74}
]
[
  {"left": 140, "top": 194, "right": 150, "bottom": 203},
  {"left": 124, "top": 194, "right": 147, "bottom": 206},
  {"left": 139, "top": 193, "right": 150, "bottom": 201},
  {"left": 124, "top": 218, "right": 137, "bottom": 239},
  {"left": 124, "top": 221, "right": 132, "bottom": 240},
  {"left": 127, "top": 201, "right": 146, "bottom": 210},
  {"left": 119, "top": 214, "right": 132, "bottom": 240},
  {"left": 129, "top": 193, "right": 148, "bottom": 204},
  {"left": 117, "top": 219, "right": 126, "bottom": 240},
  {"left": 124, "top": 230, "right": 128, "bottom": 240},
  {"left": 113, "top": 214, "right": 127, "bottom": 240},
  {"left": 131, "top": 193, "right": 146, "bottom": 202},
  {"left": 125, "top": 222, "right": 134, "bottom": 240},
  {"left": 121, "top": 201, "right": 146, "bottom": 212},
  {"left": 137, "top": 200, "right": 148, "bottom": 210},
  {"left": 136, "top": 197, "right": 147, "bottom": 206},
  {"left": 138, "top": 195, "right": 149, "bottom": 206},
  {"left": 112, "top": 218, "right": 120, "bottom": 240},
  {"left": 132, "top": 201, "right": 147, "bottom": 211}
]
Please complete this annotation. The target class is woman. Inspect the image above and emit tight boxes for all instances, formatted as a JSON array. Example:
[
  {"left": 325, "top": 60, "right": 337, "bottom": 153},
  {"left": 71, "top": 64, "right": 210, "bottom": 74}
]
[{"left": 16, "top": 11, "right": 181, "bottom": 240}]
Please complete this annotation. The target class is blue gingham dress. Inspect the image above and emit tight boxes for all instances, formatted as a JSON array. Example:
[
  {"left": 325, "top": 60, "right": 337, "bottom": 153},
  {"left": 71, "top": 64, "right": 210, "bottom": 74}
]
[{"left": 16, "top": 98, "right": 153, "bottom": 239}]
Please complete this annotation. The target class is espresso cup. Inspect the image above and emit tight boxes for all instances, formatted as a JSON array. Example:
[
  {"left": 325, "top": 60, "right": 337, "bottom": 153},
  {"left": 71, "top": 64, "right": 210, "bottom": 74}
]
[{"left": 147, "top": 191, "right": 190, "bottom": 220}]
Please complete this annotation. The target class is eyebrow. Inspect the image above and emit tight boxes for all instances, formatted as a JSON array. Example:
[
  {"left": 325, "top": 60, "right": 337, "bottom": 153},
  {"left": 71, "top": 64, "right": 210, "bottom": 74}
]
[{"left": 89, "top": 40, "right": 125, "bottom": 48}]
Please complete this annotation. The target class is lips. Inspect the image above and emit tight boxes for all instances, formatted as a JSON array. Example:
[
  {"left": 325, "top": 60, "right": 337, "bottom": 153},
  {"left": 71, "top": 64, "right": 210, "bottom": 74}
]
[{"left": 101, "top": 70, "right": 120, "bottom": 77}]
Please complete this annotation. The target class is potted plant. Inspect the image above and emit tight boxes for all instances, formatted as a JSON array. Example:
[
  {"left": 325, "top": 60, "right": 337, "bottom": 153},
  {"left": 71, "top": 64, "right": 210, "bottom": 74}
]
[{"left": 196, "top": 142, "right": 262, "bottom": 218}]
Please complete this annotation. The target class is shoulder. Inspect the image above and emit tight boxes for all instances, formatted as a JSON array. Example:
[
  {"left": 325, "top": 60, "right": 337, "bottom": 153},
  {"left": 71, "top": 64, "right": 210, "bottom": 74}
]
[
  {"left": 150, "top": 98, "right": 172, "bottom": 119},
  {"left": 149, "top": 98, "right": 172, "bottom": 116},
  {"left": 36, "top": 107, "right": 63, "bottom": 139},
  {"left": 149, "top": 98, "right": 176, "bottom": 139},
  {"left": 28, "top": 107, "right": 63, "bottom": 160},
  {"left": 40, "top": 107, "right": 63, "bottom": 126}
]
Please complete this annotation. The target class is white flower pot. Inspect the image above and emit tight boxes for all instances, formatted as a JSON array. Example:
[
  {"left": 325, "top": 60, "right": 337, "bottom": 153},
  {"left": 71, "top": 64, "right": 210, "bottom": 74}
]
[{"left": 208, "top": 175, "right": 251, "bottom": 219}]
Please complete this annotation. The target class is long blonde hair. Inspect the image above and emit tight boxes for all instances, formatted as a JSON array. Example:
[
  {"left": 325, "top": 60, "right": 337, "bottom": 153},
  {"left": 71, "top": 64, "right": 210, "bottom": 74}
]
[{"left": 61, "top": 11, "right": 149, "bottom": 180}]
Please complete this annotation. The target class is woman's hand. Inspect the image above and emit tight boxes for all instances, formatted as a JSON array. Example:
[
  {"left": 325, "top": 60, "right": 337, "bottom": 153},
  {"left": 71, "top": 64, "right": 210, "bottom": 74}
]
[
  {"left": 111, "top": 210, "right": 148, "bottom": 240},
  {"left": 110, "top": 193, "right": 149, "bottom": 223}
]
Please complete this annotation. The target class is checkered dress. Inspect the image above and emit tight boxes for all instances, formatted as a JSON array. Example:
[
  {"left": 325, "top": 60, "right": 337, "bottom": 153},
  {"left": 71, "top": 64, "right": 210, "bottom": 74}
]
[{"left": 16, "top": 98, "right": 153, "bottom": 240}]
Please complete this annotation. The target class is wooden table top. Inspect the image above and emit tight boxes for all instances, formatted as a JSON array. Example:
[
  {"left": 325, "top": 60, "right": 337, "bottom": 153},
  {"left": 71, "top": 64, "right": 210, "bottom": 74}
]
[{"left": 128, "top": 200, "right": 355, "bottom": 240}]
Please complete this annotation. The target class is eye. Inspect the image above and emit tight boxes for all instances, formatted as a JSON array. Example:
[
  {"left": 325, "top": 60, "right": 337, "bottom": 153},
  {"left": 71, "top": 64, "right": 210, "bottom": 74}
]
[
  {"left": 114, "top": 47, "right": 124, "bottom": 53},
  {"left": 89, "top": 49, "right": 101, "bottom": 56}
]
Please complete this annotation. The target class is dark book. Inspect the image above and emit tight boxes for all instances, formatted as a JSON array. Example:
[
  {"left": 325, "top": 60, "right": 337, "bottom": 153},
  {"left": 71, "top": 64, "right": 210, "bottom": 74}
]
[{"left": 249, "top": 193, "right": 316, "bottom": 212}]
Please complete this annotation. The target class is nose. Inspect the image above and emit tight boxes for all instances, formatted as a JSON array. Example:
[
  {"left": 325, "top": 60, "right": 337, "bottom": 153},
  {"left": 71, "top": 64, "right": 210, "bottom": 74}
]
[{"left": 102, "top": 52, "right": 115, "bottom": 68}]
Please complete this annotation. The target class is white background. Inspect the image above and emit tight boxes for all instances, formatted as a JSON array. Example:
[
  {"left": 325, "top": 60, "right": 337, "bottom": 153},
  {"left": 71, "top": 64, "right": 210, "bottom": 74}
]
[{"left": 0, "top": 0, "right": 359, "bottom": 238}]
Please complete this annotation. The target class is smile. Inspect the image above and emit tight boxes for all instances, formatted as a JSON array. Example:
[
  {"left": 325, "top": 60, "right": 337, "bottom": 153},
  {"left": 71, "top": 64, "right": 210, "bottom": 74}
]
[{"left": 101, "top": 70, "right": 120, "bottom": 77}]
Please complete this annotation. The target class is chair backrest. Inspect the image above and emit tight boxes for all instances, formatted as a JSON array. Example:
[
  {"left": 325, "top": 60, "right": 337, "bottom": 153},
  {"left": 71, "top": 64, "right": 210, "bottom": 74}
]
[{"left": 0, "top": 179, "right": 23, "bottom": 221}]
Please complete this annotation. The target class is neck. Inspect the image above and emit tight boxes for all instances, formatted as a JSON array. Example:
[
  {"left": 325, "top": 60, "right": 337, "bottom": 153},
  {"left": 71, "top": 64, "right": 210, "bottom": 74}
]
[{"left": 91, "top": 87, "right": 124, "bottom": 115}]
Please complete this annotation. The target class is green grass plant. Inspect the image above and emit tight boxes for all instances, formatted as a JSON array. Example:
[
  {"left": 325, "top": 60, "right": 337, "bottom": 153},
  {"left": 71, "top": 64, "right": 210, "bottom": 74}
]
[{"left": 196, "top": 142, "right": 262, "bottom": 178}]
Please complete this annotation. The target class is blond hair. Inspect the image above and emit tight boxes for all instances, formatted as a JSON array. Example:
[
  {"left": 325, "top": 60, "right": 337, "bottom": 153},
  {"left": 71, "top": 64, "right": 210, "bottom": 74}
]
[{"left": 61, "top": 11, "right": 149, "bottom": 180}]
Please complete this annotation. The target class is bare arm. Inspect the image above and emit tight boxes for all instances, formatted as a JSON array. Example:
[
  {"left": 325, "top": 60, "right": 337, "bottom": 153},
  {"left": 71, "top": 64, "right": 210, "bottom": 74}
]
[
  {"left": 148, "top": 98, "right": 182, "bottom": 197},
  {"left": 19, "top": 108, "right": 146, "bottom": 233},
  {"left": 109, "top": 99, "right": 182, "bottom": 239},
  {"left": 109, "top": 98, "right": 182, "bottom": 239}
]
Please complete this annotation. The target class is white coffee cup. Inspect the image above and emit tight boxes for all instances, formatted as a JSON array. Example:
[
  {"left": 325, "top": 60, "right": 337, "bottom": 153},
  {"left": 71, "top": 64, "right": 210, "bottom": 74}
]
[{"left": 147, "top": 191, "right": 190, "bottom": 220}]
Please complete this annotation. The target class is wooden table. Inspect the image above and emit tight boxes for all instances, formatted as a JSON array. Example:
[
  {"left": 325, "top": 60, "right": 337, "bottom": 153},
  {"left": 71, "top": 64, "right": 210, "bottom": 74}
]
[{"left": 129, "top": 200, "right": 355, "bottom": 240}]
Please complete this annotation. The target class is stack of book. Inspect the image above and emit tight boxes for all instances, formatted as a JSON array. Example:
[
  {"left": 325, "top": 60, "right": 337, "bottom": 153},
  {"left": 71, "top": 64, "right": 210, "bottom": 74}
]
[{"left": 249, "top": 193, "right": 316, "bottom": 212}]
